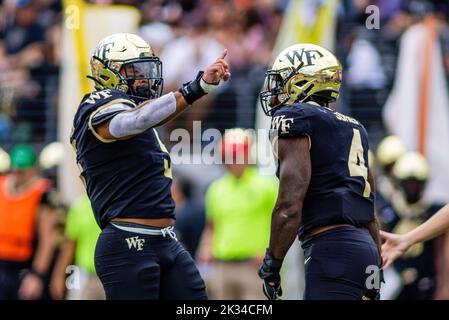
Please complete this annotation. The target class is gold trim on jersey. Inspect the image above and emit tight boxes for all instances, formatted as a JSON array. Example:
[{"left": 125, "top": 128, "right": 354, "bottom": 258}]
[
  {"left": 153, "top": 128, "right": 172, "bottom": 179},
  {"left": 88, "top": 98, "right": 136, "bottom": 143}
]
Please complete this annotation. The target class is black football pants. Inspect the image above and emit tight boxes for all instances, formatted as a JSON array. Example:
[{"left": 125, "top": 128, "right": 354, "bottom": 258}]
[
  {"left": 301, "top": 226, "right": 381, "bottom": 300},
  {"left": 95, "top": 222, "right": 207, "bottom": 300}
]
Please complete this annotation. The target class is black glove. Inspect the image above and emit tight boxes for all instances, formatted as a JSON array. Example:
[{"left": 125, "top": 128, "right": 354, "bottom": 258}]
[{"left": 258, "top": 249, "right": 283, "bottom": 300}]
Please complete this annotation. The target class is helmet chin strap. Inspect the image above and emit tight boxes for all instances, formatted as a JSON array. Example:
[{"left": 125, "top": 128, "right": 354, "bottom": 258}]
[{"left": 87, "top": 75, "right": 105, "bottom": 88}]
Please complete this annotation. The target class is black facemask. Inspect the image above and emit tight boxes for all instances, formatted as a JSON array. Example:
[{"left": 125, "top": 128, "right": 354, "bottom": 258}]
[
  {"left": 120, "top": 57, "right": 163, "bottom": 100},
  {"left": 400, "top": 179, "right": 426, "bottom": 204}
]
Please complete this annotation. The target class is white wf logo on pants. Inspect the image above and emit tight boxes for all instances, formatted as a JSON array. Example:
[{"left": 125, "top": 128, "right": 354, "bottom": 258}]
[{"left": 125, "top": 236, "right": 145, "bottom": 251}]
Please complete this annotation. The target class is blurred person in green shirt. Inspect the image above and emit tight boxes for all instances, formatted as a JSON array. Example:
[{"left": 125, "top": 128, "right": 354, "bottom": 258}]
[
  {"left": 198, "top": 128, "right": 278, "bottom": 299},
  {"left": 50, "top": 195, "right": 104, "bottom": 300}
]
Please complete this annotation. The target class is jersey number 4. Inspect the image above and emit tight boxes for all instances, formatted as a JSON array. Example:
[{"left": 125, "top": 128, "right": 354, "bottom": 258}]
[
  {"left": 348, "top": 128, "right": 371, "bottom": 198},
  {"left": 153, "top": 129, "right": 173, "bottom": 179}
]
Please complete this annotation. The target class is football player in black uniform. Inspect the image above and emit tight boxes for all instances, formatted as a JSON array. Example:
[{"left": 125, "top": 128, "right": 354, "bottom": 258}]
[
  {"left": 257, "top": 43, "right": 382, "bottom": 300},
  {"left": 375, "top": 135, "right": 407, "bottom": 211},
  {"left": 381, "top": 204, "right": 449, "bottom": 268},
  {"left": 377, "top": 152, "right": 441, "bottom": 299},
  {"left": 70, "top": 33, "right": 229, "bottom": 299}
]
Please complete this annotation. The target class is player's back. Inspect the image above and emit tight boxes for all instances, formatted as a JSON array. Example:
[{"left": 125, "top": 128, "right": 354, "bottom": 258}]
[
  {"left": 71, "top": 89, "right": 175, "bottom": 229},
  {"left": 271, "top": 102, "right": 374, "bottom": 239}
]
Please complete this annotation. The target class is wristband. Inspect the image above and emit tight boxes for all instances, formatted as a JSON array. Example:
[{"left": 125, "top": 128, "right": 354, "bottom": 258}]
[
  {"left": 178, "top": 71, "right": 207, "bottom": 105},
  {"left": 200, "top": 78, "right": 223, "bottom": 93},
  {"left": 28, "top": 268, "right": 46, "bottom": 280}
]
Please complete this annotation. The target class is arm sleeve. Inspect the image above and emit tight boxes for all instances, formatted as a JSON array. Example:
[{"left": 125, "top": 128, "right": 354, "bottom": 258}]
[
  {"left": 91, "top": 103, "right": 133, "bottom": 126},
  {"left": 108, "top": 92, "right": 177, "bottom": 138}
]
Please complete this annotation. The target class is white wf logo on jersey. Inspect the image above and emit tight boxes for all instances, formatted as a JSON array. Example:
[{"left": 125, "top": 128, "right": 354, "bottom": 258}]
[
  {"left": 85, "top": 90, "right": 112, "bottom": 104},
  {"left": 125, "top": 236, "right": 145, "bottom": 251},
  {"left": 271, "top": 115, "right": 294, "bottom": 134}
]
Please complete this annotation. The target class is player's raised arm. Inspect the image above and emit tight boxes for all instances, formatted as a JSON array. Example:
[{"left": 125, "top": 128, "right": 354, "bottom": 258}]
[
  {"left": 258, "top": 135, "right": 311, "bottom": 300},
  {"left": 381, "top": 204, "right": 449, "bottom": 268},
  {"left": 94, "top": 49, "right": 230, "bottom": 141}
]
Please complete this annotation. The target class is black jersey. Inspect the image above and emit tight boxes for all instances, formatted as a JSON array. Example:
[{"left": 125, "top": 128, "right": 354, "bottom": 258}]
[
  {"left": 70, "top": 89, "right": 175, "bottom": 229},
  {"left": 379, "top": 199, "right": 440, "bottom": 283},
  {"left": 270, "top": 102, "right": 374, "bottom": 239}
]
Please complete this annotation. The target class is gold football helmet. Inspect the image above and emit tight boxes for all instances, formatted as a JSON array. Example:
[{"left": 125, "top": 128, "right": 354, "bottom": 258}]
[
  {"left": 260, "top": 43, "right": 342, "bottom": 116},
  {"left": 393, "top": 152, "right": 429, "bottom": 181},
  {"left": 376, "top": 135, "right": 407, "bottom": 168},
  {"left": 89, "top": 33, "right": 163, "bottom": 100}
]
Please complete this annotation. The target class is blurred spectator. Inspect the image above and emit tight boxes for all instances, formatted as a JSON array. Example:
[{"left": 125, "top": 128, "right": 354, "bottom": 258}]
[
  {"left": 0, "top": 1, "right": 45, "bottom": 61},
  {"left": 157, "top": 12, "right": 224, "bottom": 134},
  {"left": 160, "top": 19, "right": 224, "bottom": 89},
  {"left": 378, "top": 152, "right": 446, "bottom": 299},
  {"left": 173, "top": 177, "right": 205, "bottom": 259},
  {"left": 0, "top": 144, "right": 58, "bottom": 299},
  {"left": 0, "top": 115, "right": 12, "bottom": 141},
  {"left": 346, "top": 29, "right": 386, "bottom": 90},
  {"left": 202, "top": 0, "right": 280, "bottom": 131},
  {"left": 0, "top": 0, "right": 284, "bottom": 145},
  {"left": 0, "top": 0, "right": 61, "bottom": 142},
  {"left": 138, "top": 21, "right": 175, "bottom": 56},
  {"left": 50, "top": 195, "right": 104, "bottom": 300},
  {"left": 198, "top": 129, "right": 277, "bottom": 299},
  {"left": 0, "top": 146, "right": 10, "bottom": 173}
]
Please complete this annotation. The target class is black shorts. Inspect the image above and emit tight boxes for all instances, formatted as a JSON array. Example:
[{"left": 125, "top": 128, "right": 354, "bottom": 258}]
[
  {"left": 94, "top": 222, "right": 207, "bottom": 300},
  {"left": 0, "top": 262, "right": 25, "bottom": 300},
  {"left": 301, "top": 226, "right": 381, "bottom": 300}
]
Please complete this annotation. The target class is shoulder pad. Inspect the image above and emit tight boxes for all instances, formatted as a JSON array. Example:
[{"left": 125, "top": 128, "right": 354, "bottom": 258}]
[{"left": 82, "top": 89, "right": 135, "bottom": 107}]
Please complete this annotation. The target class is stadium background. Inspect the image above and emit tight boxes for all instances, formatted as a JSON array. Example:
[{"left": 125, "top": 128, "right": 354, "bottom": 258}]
[{"left": 1, "top": 0, "right": 449, "bottom": 300}]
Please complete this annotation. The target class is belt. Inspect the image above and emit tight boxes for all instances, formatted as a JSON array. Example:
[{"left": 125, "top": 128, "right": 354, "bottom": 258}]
[{"left": 111, "top": 222, "right": 178, "bottom": 241}]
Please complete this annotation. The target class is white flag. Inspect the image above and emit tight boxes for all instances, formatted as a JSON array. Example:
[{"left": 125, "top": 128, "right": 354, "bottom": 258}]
[{"left": 383, "top": 19, "right": 449, "bottom": 204}]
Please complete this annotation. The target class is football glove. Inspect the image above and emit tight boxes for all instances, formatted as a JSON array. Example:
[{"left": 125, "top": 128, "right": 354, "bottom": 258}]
[{"left": 258, "top": 249, "right": 283, "bottom": 300}]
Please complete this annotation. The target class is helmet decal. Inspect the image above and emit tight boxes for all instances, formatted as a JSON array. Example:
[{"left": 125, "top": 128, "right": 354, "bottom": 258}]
[
  {"left": 283, "top": 47, "right": 324, "bottom": 67},
  {"left": 260, "top": 43, "right": 342, "bottom": 116}
]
